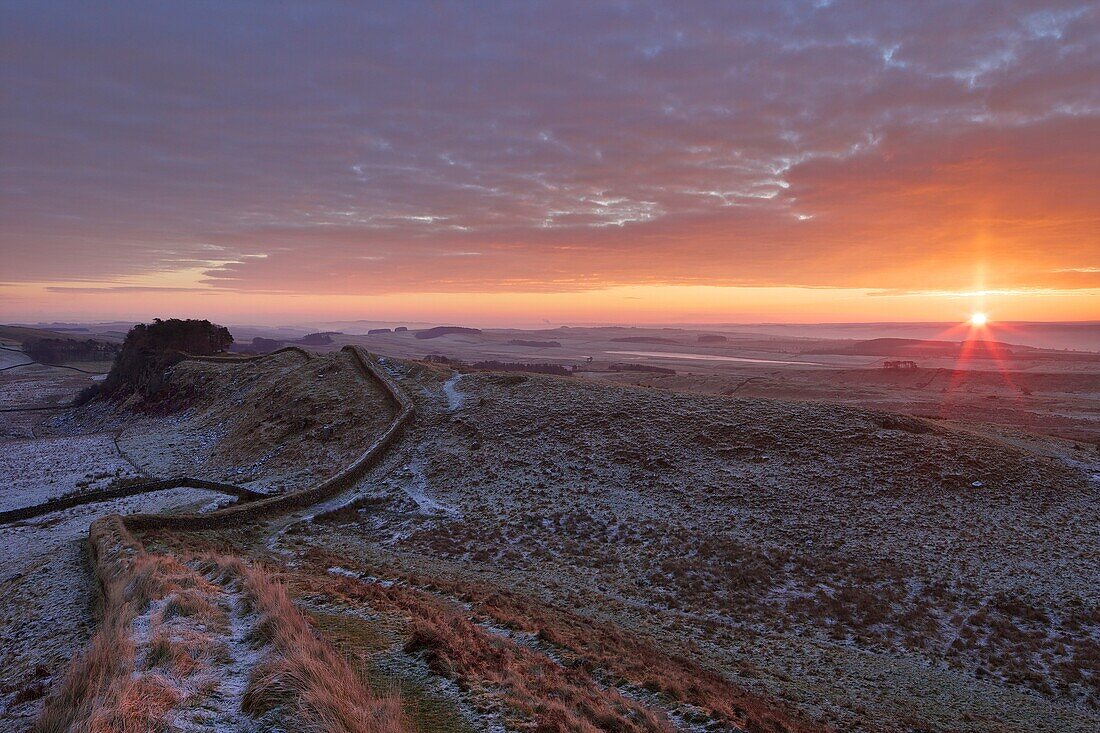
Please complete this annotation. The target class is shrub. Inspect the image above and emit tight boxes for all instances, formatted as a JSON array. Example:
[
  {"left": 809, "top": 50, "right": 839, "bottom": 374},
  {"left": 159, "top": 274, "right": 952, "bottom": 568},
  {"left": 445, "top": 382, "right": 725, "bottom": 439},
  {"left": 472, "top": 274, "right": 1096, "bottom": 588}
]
[
  {"left": 72, "top": 383, "right": 102, "bottom": 406},
  {"left": 299, "top": 332, "right": 338, "bottom": 345}
]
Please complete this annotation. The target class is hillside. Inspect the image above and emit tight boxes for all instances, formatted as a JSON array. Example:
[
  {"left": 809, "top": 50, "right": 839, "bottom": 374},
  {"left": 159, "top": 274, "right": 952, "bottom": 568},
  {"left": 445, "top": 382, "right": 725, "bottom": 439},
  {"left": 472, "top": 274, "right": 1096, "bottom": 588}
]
[
  {"left": 0, "top": 326, "right": 61, "bottom": 345},
  {"left": 804, "top": 337, "right": 1025, "bottom": 357},
  {"left": 2, "top": 350, "right": 1097, "bottom": 732},
  {"left": 804, "top": 336, "right": 1100, "bottom": 363},
  {"left": 287, "top": 362, "right": 1099, "bottom": 733},
  {"left": 112, "top": 348, "right": 396, "bottom": 493}
]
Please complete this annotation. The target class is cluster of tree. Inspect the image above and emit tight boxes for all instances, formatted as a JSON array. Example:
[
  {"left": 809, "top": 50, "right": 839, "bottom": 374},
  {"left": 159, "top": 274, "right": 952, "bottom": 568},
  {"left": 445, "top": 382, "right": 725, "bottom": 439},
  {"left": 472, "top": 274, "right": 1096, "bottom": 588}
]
[
  {"left": 249, "top": 337, "right": 285, "bottom": 353},
  {"left": 506, "top": 339, "right": 562, "bottom": 348},
  {"left": 471, "top": 360, "right": 571, "bottom": 376},
  {"left": 229, "top": 332, "right": 341, "bottom": 354},
  {"left": 228, "top": 336, "right": 285, "bottom": 354},
  {"left": 415, "top": 326, "right": 482, "bottom": 340},
  {"left": 298, "top": 332, "right": 337, "bottom": 345},
  {"left": 607, "top": 362, "right": 676, "bottom": 374},
  {"left": 98, "top": 318, "right": 233, "bottom": 399},
  {"left": 22, "top": 337, "right": 119, "bottom": 364},
  {"left": 609, "top": 336, "right": 681, "bottom": 345}
]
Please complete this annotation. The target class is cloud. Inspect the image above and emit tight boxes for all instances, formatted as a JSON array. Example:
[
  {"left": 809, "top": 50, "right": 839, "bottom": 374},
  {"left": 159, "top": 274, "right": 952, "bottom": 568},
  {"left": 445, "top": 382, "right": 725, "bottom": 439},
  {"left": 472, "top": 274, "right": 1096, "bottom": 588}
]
[
  {"left": 45, "top": 286, "right": 213, "bottom": 294},
  {"left": 1, "top": 1, "right": 1097, "bottom": 295}
]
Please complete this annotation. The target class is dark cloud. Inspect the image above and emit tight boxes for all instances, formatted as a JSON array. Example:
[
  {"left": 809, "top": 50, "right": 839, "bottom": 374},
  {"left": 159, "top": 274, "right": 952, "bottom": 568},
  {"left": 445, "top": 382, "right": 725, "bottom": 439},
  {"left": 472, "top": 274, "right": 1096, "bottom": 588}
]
[{"left": 1, "top": 1, "right": 1097, "bottom": 293}]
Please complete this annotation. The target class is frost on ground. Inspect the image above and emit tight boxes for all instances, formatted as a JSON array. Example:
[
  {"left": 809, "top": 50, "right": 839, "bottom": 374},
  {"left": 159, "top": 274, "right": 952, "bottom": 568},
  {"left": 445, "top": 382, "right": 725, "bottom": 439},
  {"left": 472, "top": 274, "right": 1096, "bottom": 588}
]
[
  {"left": 301, "top": 363, "right": 1100, "bottom": 733},
  {"left": 113, "top": 349, "right": 394, "bottom": 494},
  {"left": 5, "top": 344, "right": 1098, "bottom": 733},
  {"left": 0, "top": 487, "right": 216, "bottom": 726},
  {"left": 399, "top": 456, "right": 459, "bottom": 516},
  {"left": 0, "top": 350, "right": 33, "bottom": 371},
  {"left": 443, "top": 370, "right": 466, "bottom": 411},
  {"left": 0, "top": 433, "right": 140, "bottom": 511},
  {"left": 139, "top": 562, "right": 261, "bottom": 732},
  {"left": 0, "top": 364, "right": 97, "bottom": 409}
]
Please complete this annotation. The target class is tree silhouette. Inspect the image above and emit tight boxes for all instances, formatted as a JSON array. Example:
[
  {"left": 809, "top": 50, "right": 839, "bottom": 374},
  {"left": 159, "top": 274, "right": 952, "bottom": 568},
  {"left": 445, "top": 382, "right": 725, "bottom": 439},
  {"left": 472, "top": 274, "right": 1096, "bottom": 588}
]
[{"left": 100, "top": 318, "right": 233, "bottom": 399}]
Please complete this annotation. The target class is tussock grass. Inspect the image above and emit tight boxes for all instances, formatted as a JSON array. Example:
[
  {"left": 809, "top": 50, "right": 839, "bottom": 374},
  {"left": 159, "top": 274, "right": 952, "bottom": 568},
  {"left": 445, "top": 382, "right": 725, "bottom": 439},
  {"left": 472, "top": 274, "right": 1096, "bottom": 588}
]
[
  {"left": 35, "top": 519, "right": 219, "bottom": 732},
  {"left": 32, "top": 566, "right": 183, "bottom": 733},
  {"left": 464, "top": 584, "right": 823, "bottom": 733},
  {"left": 402, "top": 612, "right": 671, "bottom": 733},
  {"left": 162, "top": 586, "right": 227, "bottom": 629},
  {"left": 294, "top": 560, "right": 672, "bottom": 732},
  {"left": 37, "top": 529, "right": 406, "bottom": 733},
  {"left": 85, "top": 674, "right": 183, "bottom": 733},
  {"left": 212, "top": 556, "right": 408, "bottom": 733},
  {"left": 301, "top": 549, "right": 824, "bottom": 733}
]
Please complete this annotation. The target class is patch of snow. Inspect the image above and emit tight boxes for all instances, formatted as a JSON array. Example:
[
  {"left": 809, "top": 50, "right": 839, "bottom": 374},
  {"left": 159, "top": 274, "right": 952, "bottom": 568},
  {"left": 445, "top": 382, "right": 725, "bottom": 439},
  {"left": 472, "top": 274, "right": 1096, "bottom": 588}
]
[
  {"left": 166, "top": 573, "right": 262, "bottom": 731},
  {"left": 401, "top": 457, "right": 459, "bottom": 516},
  {"left": 326, "top": 566, "right": 395, "bottom": 587},
  {"left": 327, "top": 565, "right": 361, "bottom": 579},
  {"left": 0, "top": 433, "right": 141, "bottom": 511},
  {"left": 197, "top": 497, "right": 234, "bottom": 514},
  {"left": 206, "top": 588, "right": 261, "bottom": 725},
  {"left": 442, "top": 371, "right": 466, "bottom": 411}
]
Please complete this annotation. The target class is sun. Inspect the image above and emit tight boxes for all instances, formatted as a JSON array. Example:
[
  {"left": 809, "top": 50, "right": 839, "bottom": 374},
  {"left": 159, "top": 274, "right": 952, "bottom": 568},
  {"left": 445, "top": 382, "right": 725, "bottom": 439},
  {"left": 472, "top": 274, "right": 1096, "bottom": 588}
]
[{"left": 969, "top": 312, "right": 988, "bottom": 327}]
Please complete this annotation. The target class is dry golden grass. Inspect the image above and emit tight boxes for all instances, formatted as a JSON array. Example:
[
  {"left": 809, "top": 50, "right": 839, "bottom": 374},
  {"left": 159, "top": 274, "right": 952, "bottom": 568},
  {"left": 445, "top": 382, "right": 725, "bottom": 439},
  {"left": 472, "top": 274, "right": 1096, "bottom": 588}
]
[
  {"left": 299, "top": 548, "right": 825, "bottom": 733},
  {"left": 32, "top": 568, "right": 183, "bottom": 733},
  {"left": 207, "top": 556, "right": 408, "bottom": 733},
  {"left": 37, "top": 528, "right": 407, "bottom": 733},
  {"left": 33, "top": 517, "right": 167, "bottom": 733},
  {"left": 161, "top": 586, "right": 227, "bottom": 629},
  {"left": 290, "top": 557, "right": 673, "bottom": 732},
  {"left": 402, "top": 611, "right": 672, "bottom": 733},
  {"left": 144, "top": 624, "right": 226, "bottom": 678},
  {"left": 84, "top": 675, "right": 183, "bottom": 733}
]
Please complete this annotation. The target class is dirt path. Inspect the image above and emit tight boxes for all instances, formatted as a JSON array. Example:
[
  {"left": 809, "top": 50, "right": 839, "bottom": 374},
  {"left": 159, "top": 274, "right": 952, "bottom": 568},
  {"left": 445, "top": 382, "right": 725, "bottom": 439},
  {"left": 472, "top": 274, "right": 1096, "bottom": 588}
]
[
  {"left": 154, "top": 562, "right": 262, "bottom": 731},
  {"left": 443, "top": 370, "right": 466, "bottom": 411}
]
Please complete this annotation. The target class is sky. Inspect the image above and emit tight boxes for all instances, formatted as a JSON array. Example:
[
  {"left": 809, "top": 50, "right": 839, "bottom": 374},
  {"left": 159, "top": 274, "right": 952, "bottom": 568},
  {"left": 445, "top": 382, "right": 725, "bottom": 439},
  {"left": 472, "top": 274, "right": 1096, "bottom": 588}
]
[{"left": 1, "top": 1, "right": 1098, "bottom": 326}]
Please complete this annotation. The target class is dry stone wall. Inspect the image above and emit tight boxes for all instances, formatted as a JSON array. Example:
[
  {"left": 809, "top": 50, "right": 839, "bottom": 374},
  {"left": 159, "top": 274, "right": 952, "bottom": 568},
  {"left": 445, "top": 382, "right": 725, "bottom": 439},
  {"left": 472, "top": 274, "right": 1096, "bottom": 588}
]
[{"left": 0, "top": 345, "right": 413, "bottom": 531}]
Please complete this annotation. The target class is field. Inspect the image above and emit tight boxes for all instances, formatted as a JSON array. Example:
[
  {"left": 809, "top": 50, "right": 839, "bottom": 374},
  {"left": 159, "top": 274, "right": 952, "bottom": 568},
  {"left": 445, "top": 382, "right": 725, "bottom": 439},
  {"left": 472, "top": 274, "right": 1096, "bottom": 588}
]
[
  {"left": 0, "top": 326, "right": 1097, "bottom": 732},
  {"left": 242, "top": 324, "right": 1100, "bottom": 447}
]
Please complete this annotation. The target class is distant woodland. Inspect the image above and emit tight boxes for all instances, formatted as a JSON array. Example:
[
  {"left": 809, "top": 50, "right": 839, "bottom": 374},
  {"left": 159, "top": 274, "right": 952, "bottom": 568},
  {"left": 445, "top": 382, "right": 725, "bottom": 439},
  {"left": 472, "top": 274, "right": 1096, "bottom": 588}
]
[{"left": 22, "top": 337, "right": 120, "bottom": 364}]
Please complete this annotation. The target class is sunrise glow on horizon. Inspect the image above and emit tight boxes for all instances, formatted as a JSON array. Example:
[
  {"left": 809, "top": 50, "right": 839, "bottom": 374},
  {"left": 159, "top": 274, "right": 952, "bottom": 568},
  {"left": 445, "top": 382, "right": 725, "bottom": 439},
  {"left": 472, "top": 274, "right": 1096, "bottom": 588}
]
[{"left": 2, "top": 2, "right": 1098, "bottom": 326}]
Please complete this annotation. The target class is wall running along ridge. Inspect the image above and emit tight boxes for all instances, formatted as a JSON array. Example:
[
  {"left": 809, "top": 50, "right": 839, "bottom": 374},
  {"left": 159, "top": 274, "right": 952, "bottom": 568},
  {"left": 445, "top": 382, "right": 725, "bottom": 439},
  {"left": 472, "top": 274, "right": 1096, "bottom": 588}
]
[
  {"left": 0, "top": 345, "right": 412, "bottom": 529},
  {"left": 0, "top": 477, "right": 263, "bottom": 524},
  {"left": 26, "top": 345, "right": 413, "bottom": 732},
  {"left": 123, "top": 345, "right": 413, "bottom": 531}
]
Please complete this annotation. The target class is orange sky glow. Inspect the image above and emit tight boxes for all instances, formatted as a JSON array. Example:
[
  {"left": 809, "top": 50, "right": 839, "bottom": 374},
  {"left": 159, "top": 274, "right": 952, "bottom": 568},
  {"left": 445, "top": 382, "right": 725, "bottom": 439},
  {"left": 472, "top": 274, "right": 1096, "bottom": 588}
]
[
  {"left": 2, "top": 3, "right": 1097, "bottom": 326},
  {"left": 4, "top": 281, "right": 1096, "bottom": 328}
]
